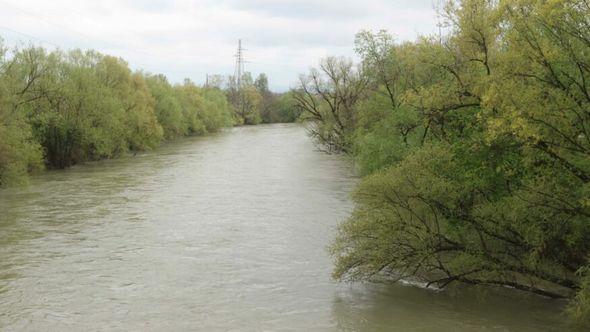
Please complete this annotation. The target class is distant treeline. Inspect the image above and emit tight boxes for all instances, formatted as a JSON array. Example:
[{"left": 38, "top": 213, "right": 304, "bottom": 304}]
[
  {"left": 0, "top": 42, "right": 301, "bottom": 186},
  {"left": 294, "top": 0, "right": 590, "bottom": 325}
]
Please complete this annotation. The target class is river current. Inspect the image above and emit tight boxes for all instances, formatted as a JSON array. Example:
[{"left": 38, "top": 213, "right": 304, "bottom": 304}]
[{"left": 0, "top": 124, "right": 574, "bottom": 331}]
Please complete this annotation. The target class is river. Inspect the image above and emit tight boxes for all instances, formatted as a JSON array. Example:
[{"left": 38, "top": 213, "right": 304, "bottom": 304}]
[{"left": 0, "top": 124, "right": 576, "bottom": 331}]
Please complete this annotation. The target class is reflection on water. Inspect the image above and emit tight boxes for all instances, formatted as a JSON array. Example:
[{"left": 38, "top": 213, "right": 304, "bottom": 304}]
[{"left": 0, "top": 124, "right": 576, "bottom": 331}]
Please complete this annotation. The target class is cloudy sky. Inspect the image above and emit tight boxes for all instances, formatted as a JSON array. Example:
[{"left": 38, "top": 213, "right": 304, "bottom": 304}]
[{"left": 0, "top": 0, "right": 441, "bottom": 91}]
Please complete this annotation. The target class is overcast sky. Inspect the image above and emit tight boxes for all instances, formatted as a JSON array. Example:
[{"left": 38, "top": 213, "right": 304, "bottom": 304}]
[{"left": 0, "top": 0, "right": 441, "bottom": 91}]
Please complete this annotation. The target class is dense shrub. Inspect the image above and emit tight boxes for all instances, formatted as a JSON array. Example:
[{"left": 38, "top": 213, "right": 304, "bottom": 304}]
[
  {"left": 294, "top": 0, "right": 590, "bottom": 324},
  {"left": 0, "top": 43, "right": 234, "bottom": 182}
]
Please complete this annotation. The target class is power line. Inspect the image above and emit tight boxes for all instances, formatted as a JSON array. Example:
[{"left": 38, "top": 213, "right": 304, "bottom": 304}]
[
  {"left": 0, "top": 25, "right": 59, "bottom": 48},
  {"left": 0, "top": 24, "right": 157, "bottom": 69},
  {"left": 0, "top": 0, "right": 225, "bottom": 62},
  {"left": 0, "top": 0, "right": 157, "bottom": 58},
  {"left": 247, "top": 60, "right": 302, "bottom": 69},
  {"left": 0, "top": 24, "right": 279, "bottom": 89},
  {"left": 0, "top": 2, "right": 262, "bottom": 86},
  {"left": 0, "top": 1, "right": 233, "bottom": 82},
  {"left": 0, "top": 24, "right": 216, "bottom": 80}
]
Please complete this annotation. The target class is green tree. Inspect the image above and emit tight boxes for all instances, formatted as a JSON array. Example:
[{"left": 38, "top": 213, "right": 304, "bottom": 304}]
[
  {"left": 200, "top": 87, "right": 233, "bottom": 131},
  {"left": 294, "top": 56, "right": 369, "bottom": 152},
  {"left": 0, "top": 39, "right": 236, "bottom": 185},
  {"left": 322, "top": 0, "right": 590, "bottom": 325},
  {"left": 144, "top": 73, "right": 186, "bottom": 139},
  {"left": 226, "top": 72, "right": 263, "bottom": 125},
  {"left": 262, "top": 92, "right": 301, "bottom": 123},
  {"left": 0, "top": 41, "right": 44, "bottom": 185},
  {"left": 242, "top": 85, "right": 262, "bottom": 125}
]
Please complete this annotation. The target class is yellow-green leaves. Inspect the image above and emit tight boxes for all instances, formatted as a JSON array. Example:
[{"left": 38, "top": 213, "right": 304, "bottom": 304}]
[
  {"left": 329, "top": 0, "right": 590, "bottom": 322},
  {"left": 0, "top": 43, "right": 234, "bottom": 179}
]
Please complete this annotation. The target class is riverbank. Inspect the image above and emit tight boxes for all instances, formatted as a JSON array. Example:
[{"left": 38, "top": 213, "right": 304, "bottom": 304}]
[{"left": 0, "top": 41, "right": 300, "bottom": 188}]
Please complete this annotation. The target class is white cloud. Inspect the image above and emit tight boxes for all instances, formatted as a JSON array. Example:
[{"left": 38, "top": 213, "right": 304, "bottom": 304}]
[{"left": 0, "top": 0, "right": 440, "bottom": 91}]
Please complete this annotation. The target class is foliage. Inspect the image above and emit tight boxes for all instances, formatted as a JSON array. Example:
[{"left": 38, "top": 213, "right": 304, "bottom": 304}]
[
  {"left": 0, "top": 42, "right": 235, "bottom": 184},
  {"left": 10, "top": 49, "right": 164, "bottom": 168},
  {"left": 226, "top": 72, "right": 301, "bottom": 125},
  {"left": 0, "top": 42, "right": 44, "bottom": 186},
  {"left": 226, "top": 72, "right": 263, "bottom": 125},
  {"left": 0, "top": 40, "right": 292, "bottom": 186},
  {"left": 241, "top": 85, "right": 262, "bottom": 125},
  {"left": 200, "top": 87, "right": 234, "bottom": 131},
  {"left": 292, "top": 0, "right": 590, "bottom": 325},
  {"left": 144, "top": 73, "right": 186, "bottom": 139},
  {"left": 294, "top": 57, "right": 369, "bottom": 152},
  {"left": 262, "top": 92, "right": 302, "bottom": 124},
  {"left": 252, "top": 73, "right": 301, "bottom": 124},
  {"left": 570, "top": 267, "right": 590, "bottom": 326}
]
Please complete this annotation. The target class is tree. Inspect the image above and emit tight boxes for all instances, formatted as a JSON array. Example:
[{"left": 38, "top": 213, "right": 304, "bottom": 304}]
[
  {"left": 355, "top": 30, "right": 401, "bottom": 109},
  {"left": 0, "top": 41, "right": 44, "bottom": 185},
  {"left": 227, "top": 72, "right": 263, "bottom": 125},
  {"left": 0, "top": 46, "right": 43, "bottom": 185},
  {"left": 293, "top": 56, "right": 369, "bottom": 152},
  {"left": 261, "top": 92, "right": 301, "bottom": 124},
  {"left": 0, "top": 42, "right": 237, "bottom": 177},
  {"left": 325, "top": 0, "right": 590, "bottom": 325},
  {"left": 206, "top": 74, "right": 225, "bottom": 89},
  {"left": 144, "top": 73, "right": 186, "bottom": 139},
  {"left": 254, "top": 73, "right": 269, "bottom": 93},
  {"left": 200, "top": 87, "right": 233, "bottom": 131},
  {"left": 241, "top": 85, "right": 262, "bottom": 125}
]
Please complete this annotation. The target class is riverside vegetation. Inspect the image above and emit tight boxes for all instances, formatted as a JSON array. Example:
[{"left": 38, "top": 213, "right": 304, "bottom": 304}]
[
  {"left": 293, "top": 0, "right": 590, "bottom": 326},
  {"left": 2, "top": 0, "right": 589, "bottom": 327},
  {"left": 0, "top": 42, "right": 300, "bottom": 186}
]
